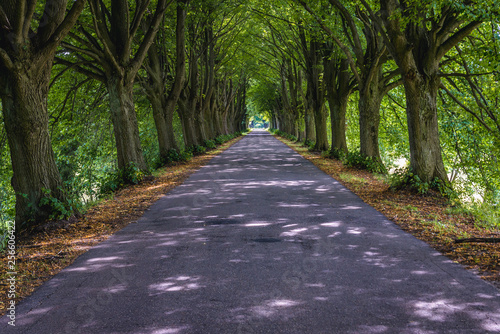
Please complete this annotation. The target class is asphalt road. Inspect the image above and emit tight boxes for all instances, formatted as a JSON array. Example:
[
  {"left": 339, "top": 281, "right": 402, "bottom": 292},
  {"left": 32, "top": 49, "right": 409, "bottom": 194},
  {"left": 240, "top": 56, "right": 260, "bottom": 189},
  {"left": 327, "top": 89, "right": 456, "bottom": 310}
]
[{"left": 2, "top": 130, "right": 499, "bottom": 333}]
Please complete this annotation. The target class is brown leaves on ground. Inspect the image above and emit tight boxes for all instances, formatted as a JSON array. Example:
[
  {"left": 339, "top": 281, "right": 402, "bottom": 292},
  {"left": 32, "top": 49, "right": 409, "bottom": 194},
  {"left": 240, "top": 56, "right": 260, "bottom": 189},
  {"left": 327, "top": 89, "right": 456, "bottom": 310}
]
[
  {"left": 0, "top": 137, "right": 243, "bottom": 316},
  {"left": 276, "top": 136, "right": 499, "bottom": 289}
]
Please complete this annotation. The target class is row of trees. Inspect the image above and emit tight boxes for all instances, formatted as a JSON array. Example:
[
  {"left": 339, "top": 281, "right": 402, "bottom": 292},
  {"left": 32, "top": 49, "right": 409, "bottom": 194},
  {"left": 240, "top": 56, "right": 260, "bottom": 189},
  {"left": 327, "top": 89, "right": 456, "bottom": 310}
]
[
  {"left": 248, "top": 0, "right": 499, "bottom": 207},
  {"left": 0, "top": 0, "right": 249, "bottom": 230}
]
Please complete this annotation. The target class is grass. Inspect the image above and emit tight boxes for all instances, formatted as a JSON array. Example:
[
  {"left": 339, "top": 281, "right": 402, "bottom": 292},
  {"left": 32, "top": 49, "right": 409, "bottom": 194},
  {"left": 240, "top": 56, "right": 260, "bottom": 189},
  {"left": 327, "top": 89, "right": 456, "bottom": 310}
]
[{"left": 338, "top": 173, "right": 368, "bottom": 184}]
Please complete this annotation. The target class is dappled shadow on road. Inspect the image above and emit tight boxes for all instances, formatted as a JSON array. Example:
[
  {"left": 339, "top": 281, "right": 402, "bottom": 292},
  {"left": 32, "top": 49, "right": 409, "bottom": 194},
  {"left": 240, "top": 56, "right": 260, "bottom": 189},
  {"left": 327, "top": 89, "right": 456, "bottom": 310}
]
[{"left": 7, "top": 131, "right": 500, "bottom": 334}]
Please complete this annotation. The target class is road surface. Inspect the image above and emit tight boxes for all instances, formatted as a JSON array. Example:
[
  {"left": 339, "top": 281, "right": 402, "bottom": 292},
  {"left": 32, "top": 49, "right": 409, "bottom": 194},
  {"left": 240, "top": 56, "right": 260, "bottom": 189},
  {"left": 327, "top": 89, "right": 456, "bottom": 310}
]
[{"left": 2, "top": 130, "right": 499, "bottom": 333}]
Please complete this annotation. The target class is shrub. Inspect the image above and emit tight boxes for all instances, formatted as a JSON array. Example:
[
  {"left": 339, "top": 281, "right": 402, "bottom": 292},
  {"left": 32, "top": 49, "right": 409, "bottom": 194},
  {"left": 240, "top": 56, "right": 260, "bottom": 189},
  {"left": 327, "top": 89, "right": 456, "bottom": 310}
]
[
  {"left": 389, "top": 166, "right": 453, "bottom": 197},
  {"left": 189, "top": 145, "right": 206, "bottom": 155},
  {"left": 179, "top": 150, "right": 193, "bottom": 162},
  {"left": 38, "top": 187, "right": 83, "bottom": 221},
  {"left": 344, "top": 151, "right": 387, "bottom": 174},
  {"left": 203, "top": 139, "right": 216, "bottom": 149},
  {"left": 100, "top": 162, "right": 146, "bottom": 195}
]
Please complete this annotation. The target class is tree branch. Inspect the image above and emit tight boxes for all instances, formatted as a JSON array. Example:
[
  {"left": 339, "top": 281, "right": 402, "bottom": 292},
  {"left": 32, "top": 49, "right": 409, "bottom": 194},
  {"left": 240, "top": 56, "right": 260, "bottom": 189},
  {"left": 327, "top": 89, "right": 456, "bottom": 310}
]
[
  {"left": 38, "top": 0, "right": 87, "bottom": 58},
  {"left": 61, "top": 42, "right": 102, "bottom": 62},
  {"left": 327, "top": 0, "right": 364, "bottom": 62},
  {"left": 437, "top": 21, "right": 482, "bottom": 59},
  {"left": 23, "top": 0, "right": 37, "bottom": 39},
  {"left": 454, "top": 237, "right": 500, "bottom": 244},
  {"left": 55, "top": 57, "right": 106, "bottom": 82},
  {"left": 296, "top": 0, "right": 361, "bottom": 84},
  {"left": 129, "top": 0, "right": 171, "bottom": 76},
  {"left": 440, "top": 83, "right": 493, "bottom": 133},
  {"left": 130, "top": 0, "right": 150, "bottom": 44},
  {"left": 0, "top": 47, "right": 14, "bottom": 71},
  {"left": 439, "top": 72, "right": 495, "bottom": 78}
]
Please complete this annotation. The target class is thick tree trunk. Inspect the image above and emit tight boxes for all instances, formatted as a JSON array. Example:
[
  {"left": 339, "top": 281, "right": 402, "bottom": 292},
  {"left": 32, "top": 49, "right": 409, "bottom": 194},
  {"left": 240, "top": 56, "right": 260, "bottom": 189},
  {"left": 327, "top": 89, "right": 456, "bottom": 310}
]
[
  {"left": 150, "top": 94, "right": 179, "bottom": 158},
  {"left": 1, "top": 67, "right": 66, "bottom": 229},
  {"left": 107, "top": 76, "right": 147, "bottom": 171},
  {"left": 313, "top": 104, "right": 329, "bottom": 151},
  {"left": 304, "top": 107, "right": 316, "bottom": 143},
  {"left": 178, "top": 98, "right": 200, "bottom": 148},
  {"left": 358, "top": 80, "right": 384, "bottom": 164},
  {"left": 328, "top": 95, "right": 349, "bottom": 154},
  {"left": 325, "top": 56, "right": 350, "bottom": 154},
  {"left": 145, "top": 1, "right": 186, "bottom": 160},
  {"left": 404, "top": 72, "right": 448, "bottom": 183},
  {"left": 377, "top": 0, "right": 480, "bottom": 184}
]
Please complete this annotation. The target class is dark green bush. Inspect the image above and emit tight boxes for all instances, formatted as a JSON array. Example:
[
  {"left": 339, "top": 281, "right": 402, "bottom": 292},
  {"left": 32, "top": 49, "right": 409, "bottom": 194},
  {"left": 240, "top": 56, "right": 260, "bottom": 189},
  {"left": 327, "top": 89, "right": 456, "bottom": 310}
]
[
  {"left": 203, "top": 139, "right": 217, "bottom": 149},
  {"left": 100, "top": 162, "right": 146, "bottom": 195},
  {"left": 344, "top": 151, "right": 387, "bottom": 174},
  {"left": 390, "top": 166, "right": 453, "bottom": 197}
]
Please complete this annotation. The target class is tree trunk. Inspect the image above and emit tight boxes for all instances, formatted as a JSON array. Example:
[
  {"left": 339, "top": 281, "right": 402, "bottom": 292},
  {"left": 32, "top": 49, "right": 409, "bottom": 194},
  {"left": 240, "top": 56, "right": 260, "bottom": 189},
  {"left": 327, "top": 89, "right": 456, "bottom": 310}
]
[
  {"left": 107, "top": 76, "right": 147, "bottom": 171},
  {"left": 145, "top": 1, "right": 186, "bottom": 160},
  {"left": 328, "top": 95, "right": 349, "bottom": 154},
  {"left": 1, "top": 66, "right": 66, "bottom": 229},
  {"left": 376, "top": 0, "right": 480, "bottom": 184},
  {"left": 150, "top": 93, "right": 179, "bottom": 158},
  {"left": 178, "top": 97, "right": 200, "bottom": 148},
  {"left": 325, "top": 56, "right": 350, "bottom": 154},
  {"left": 304, "top": 106, "right": 316, "bottom": 143},
  {"left": 404, "top": 72, "right": 448, "bottom": 183},
  {"left": 313, "top": 104, "right": 329, "bottom": 151},
  {"left": 358, "top": 77, "right": 384, "bottom": 164}
]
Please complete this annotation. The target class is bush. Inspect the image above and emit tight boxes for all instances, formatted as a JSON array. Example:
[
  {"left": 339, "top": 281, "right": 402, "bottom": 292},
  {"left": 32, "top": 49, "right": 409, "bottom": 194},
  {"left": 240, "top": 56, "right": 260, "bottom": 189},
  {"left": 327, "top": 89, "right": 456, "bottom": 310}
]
[
  {"left": 215, "top": 134, "right": 234, "bottom": 144},
  {"left": 328, "top": 148, "right": 347, "bottom": 161},
  {"left": 389, "top": 166, "right": 453, "bottom": 197},
  {"left": 344, "top": 151, "right": 387, "bottom": 174},
  {"left": 190, "top": 145, "right": 206, "bottom": 155},
  {"left": 179, "top": 150, "right": 193, "bottom": 162},
  {"left": 100, "top": 162, "right": 146, "bottom": 195},
  {"left": 39, "top": 188, "right": 82, "bottom": 221},
  {"left": 203, "top": 139, "right": 216, "bottom": 149},
  {"left": 272, "top": 129, "right": 297, "bottom": 142}
]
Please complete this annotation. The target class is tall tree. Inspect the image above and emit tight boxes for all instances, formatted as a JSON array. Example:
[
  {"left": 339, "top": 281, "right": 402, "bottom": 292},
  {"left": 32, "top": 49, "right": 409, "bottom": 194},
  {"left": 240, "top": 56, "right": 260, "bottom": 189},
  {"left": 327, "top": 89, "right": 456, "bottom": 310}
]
[
  {"left": 60, "top": 0, "right": 171, "bottom": 172},
  {"left": 140, "top": 0, "right": 187, "bottom": 161},
  {"left": 299, "top": 24, "right": 328, "bottom": 151},
  {"left": 0, "top": 0, "right": 86, "bottom": 229},
  {"left": 323, "top": 49, "right": 354, "bottom": 155},
  {"left": 298, "top": 0, "right": 400, "bottom": 169},
  {"left": 362, "top": 0, "right": 482, "bottom": 184}
]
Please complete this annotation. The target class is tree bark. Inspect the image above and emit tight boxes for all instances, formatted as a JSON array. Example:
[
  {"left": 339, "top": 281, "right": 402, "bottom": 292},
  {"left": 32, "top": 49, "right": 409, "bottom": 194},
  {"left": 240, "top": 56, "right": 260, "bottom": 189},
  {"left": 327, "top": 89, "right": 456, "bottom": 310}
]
[
  {"left": 0, "top": 0, "right": 85, "bottom": 229},
  {"left": 374, "top": 0, "right": 481, "bottom": 184},
  {"left": 107, "top": 76, "right": 147, "bottom": 171},
  {"left": 1, "top": 66, "right": 66, "bottom": 228},
  {"left": 358, "top": 73, "right": 384, "bottom": 164},
  {"left": 144, "top": 1, "right": 187, "bottom": 160},
  {"left": 325, "top": 55, "right": 351, "bottom": 154},
  {"left": 403, "top": 69, "right": 448, "bottom": 183},
  {"left": 304, "top": 104, "right": 316, "bottom": 143}
]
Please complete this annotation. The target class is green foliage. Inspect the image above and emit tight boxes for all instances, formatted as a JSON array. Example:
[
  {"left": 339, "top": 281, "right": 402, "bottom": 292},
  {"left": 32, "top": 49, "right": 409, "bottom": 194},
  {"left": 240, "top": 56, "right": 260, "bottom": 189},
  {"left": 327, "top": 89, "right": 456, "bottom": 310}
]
[
  {"left": 389, "top": 167, "right": 454, "bottom": 197},
  {"left": 325, "top": 148, "right": 387, "bottom": 174},
  {"left": 470, "top": 201, "right": 500, "bottom": 230},
  {"left": 215, "top": 133, "right": 236, "bottom": 145},
  {"left": 203, "top": 139, "right": 217, "bottom": 149},
  {"left": 39, "top": 188, "right": 82, "bottom": 221},
  {"left": 100, "top": 162, "right": 147, "bottom": 195},
  {"left": 344, "top": 151, "right": 387, "bottom": 174},
  {"left": 328, "top": 148, "right": 347, "bottom": 161},
  {"left": 271, "top": 129, "right": 298, "bottom": 142},
  {"left": 188, "top": 145, "right": 206, "bottom": 155},
  {"left": 303, "top": 139, "right": 315, "bottom": 151}
]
